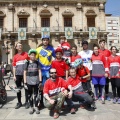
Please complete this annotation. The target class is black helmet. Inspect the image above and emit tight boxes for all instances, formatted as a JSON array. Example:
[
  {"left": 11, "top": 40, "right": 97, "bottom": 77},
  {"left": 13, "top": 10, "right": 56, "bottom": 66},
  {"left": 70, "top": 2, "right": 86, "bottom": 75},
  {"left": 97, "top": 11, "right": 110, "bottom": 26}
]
[{"left": 82, "top": 40, "right": 88, "bottom": 46}]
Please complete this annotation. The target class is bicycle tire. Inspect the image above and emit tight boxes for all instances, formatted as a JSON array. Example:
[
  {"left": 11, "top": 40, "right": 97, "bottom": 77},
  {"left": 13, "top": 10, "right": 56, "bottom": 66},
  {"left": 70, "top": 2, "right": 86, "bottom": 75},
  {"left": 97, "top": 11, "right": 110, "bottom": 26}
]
[{"left": 0, "top": 86, "right": 7, "bottom": 104}]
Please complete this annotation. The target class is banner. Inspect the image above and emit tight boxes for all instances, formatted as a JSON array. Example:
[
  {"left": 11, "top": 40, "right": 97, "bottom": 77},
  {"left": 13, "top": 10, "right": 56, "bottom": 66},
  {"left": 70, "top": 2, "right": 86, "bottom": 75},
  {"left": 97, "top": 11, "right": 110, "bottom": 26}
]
[
  {"left": 41, "top": 27, "right": 50, "bottom": 38},
  {"left": 89, "top": 27, "right": 97, "bottom": 39},
  {"left": 18, "top": 28, "right": 26, "bottom": 40},
  {"left": 65, "top": 27, "right": 73, "bottom": 39},
  {"left": 0, "top": 28, "right": 2, "bottom": 40}
]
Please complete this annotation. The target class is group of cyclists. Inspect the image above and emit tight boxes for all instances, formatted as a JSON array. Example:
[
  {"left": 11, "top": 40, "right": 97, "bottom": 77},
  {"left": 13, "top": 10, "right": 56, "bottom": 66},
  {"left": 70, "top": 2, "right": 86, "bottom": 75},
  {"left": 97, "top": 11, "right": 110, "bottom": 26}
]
[{"left": 12, "top": 35, "right": 120, "bottom": 119}]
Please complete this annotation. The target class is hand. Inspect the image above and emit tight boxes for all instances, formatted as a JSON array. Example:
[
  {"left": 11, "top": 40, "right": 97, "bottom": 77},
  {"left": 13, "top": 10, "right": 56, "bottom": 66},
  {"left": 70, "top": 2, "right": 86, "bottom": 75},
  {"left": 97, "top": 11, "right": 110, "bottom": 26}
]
[
  {"left": 49, "top": 99, "right": 55, "bottom": 105},
  {"left": 116, "top": 73, "right": 120, "bottom": 77},
  {"left": 68, "top": 91, "right": 73, "bottom": 98},
  {"left": 24, "top": 83, "right": 28, "bottom": 90},
  {"left": 13, "top": 76, "right": 16, "bottom": 81},
  {"left": 38, "top": 81, "right": 42, "bottom": 89},
  {"left": 105, "top": 73, "right": 108, "bottom": 78},
  {"left": 62, "top": 90, "right": 68, "bottom": 96}
]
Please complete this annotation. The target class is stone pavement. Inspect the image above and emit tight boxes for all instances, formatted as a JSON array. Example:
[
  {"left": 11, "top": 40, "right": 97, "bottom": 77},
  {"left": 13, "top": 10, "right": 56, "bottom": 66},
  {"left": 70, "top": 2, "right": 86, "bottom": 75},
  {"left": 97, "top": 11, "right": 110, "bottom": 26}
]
[{"left": 0, "top": 77, "right": 120, "bottom": 120}]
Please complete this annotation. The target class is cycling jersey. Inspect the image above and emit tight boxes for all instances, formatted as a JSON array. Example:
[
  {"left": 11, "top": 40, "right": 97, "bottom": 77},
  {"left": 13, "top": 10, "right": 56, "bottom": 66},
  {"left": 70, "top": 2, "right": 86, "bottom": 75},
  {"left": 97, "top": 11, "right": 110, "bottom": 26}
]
[
  {"left": 36, "top": 45, "right": 55, "bottom": 71},
  {"left": 78, "top": 50, "right": 93, "bottom": 70}
]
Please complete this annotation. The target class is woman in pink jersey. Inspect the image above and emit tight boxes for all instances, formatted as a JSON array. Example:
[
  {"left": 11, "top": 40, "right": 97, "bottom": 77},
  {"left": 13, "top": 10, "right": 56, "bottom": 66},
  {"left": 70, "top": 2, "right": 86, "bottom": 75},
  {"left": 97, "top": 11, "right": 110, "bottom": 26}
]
[
  {"left": 91, "top": 45, "right": 108, "bottom": 104},
  {"left": 107, "top": 46, "right": 120, "bottom": 104},
  {"left": 12, "top": 42, "right": 29, "bottom": 109}
]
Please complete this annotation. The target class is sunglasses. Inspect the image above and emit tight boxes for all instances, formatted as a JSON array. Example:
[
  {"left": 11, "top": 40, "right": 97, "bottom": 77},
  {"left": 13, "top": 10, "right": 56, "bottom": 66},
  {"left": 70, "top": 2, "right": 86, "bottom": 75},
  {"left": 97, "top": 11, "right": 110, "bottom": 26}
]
[{"left": 50, "top": 72, "right": 57, "bottom": 74}]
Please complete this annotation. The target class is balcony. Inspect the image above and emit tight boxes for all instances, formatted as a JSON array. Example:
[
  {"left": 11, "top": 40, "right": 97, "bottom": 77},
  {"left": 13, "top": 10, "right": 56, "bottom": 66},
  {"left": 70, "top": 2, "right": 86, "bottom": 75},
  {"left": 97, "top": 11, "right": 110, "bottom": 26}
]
[{"left": 1, "top": 26, "right": 107, "bottom": 35}]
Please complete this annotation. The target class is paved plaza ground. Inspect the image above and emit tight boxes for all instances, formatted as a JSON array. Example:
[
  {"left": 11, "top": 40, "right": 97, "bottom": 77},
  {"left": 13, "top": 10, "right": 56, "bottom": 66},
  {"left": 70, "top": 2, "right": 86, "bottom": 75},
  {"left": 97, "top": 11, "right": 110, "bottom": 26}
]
[{"left": 0, "top": 76, "right": 120, "bottom": 120}]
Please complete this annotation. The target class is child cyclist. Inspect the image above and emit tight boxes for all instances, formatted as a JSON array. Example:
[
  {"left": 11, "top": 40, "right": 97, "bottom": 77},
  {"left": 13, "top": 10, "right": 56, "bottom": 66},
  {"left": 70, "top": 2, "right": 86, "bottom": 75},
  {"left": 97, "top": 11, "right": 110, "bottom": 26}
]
[
  {"left": 52, "top": 47, "right": 69, "bottom": 80},
  {"left": 24, "top": 49, "right": 42, "bottom": 114}
]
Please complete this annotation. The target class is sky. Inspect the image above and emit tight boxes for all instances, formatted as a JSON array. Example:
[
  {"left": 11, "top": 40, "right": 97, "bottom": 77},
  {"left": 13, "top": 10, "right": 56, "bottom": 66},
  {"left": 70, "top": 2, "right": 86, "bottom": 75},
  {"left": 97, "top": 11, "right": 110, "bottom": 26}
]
[{"left": 105, "top": 0, "right": 120, "bottom": 16}]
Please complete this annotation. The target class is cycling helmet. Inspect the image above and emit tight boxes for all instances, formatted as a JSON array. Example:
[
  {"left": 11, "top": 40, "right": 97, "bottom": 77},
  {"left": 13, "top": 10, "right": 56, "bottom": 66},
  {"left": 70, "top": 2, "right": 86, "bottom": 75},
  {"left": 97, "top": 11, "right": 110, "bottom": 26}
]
[
  {"left": 73, "top": 58, "right": 83, "bottom": 67},
  {"left": 42, "top": 35, "right": 50, "bottom": 40},
  {"left": 28, "top": 49, "right": 37, "bottom": 55}
]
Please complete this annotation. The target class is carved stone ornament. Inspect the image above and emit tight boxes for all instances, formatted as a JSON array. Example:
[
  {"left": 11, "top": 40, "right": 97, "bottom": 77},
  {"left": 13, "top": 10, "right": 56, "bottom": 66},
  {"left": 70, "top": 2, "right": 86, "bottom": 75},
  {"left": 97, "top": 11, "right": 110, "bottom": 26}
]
[
  {"left": 17, "top": 9, "right": 30, "bottom": 17},
  {"left": 40, "top": 9, "right": 52, "bottom": 17},
  {"left": 8, "top": 3, "right": 15, "bottom": 11},
  {"left": 76, "top": 3, "right": 82, "bottom": 11},
  {"left": 62, "top": 9, "right": 74, "bottom": 17},
  {"left": 99, "top": 3, "right": 105, "bottom": 12},
  {"left": 54, "top": 5, "right": 59, "bottom": 11},
  {"left": 0, "top": 11, "right": 6, "bottom": 17}
]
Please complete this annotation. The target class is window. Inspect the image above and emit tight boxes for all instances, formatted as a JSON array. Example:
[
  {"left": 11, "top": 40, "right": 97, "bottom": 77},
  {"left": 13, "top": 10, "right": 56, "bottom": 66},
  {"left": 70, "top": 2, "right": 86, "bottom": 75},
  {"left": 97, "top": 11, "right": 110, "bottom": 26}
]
[
  {"left": 64, "top": 18, "right": 72, "bottom": 27},
  {"left": 41, "top": 18, "right": 50, "bottom": 27},
  {"left": 87, "top": 17, "right": 95, "bottom": 27},
  {"left": 19, "top": 18, "right": 27, "bottom": 27},
  {"left": 0, "top": 18, "right": 3, "bottom": 28}
]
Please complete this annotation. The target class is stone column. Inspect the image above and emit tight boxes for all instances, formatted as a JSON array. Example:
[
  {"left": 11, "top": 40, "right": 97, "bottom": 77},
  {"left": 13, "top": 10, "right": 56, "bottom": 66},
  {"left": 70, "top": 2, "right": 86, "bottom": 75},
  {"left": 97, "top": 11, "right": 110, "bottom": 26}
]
[
  {"left": 99, "top": 3, "right": 106, "bottom": 31},
  {"left": 7, "top": 3, "right": 15, "bottom": 32},
  {"left": 76, "top": 3, "right": 83, "bottom": 30}
]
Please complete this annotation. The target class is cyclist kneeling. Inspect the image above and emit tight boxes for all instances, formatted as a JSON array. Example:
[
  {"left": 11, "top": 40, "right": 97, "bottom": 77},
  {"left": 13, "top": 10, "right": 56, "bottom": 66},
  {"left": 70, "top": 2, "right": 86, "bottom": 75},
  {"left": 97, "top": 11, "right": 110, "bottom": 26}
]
[{"left": 67, "top": 67, "right": 95, "bottom": 109}]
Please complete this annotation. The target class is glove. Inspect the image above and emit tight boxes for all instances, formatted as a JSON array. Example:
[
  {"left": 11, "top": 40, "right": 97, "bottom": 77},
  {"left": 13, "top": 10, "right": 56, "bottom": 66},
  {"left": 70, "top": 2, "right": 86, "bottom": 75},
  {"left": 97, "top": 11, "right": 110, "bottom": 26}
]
[
  {"left": 38, "top": 81, "right": 42, "bottom": 89},
  {"left": 24, "top": 83, "right": 28, "bottom": 90}
]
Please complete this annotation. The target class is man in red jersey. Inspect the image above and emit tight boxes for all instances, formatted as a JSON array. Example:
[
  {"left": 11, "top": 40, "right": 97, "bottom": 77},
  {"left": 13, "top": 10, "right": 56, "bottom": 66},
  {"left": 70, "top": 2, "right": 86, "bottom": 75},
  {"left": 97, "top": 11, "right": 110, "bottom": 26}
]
[
  {"left": 43, "top": 68, "right": 73, "bottom": 119},
  {"left": 52, "top": 48, "right": 69, "bottom": 80},
  {"left": 99, "top": 39, "right": 111, "bottom": 101},
  {"left": 67, "top": 68, "right": 95, "bottom": 109},
  {"left": 12, "top": 42, "right": 29, "bottom": 109}
]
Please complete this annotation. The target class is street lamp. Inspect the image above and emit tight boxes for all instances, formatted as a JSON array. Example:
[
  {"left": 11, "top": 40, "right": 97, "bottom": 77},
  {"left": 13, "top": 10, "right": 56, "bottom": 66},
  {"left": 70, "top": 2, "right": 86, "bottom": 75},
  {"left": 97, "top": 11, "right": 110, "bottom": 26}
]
[{"left": 2, "top": 41, "right": 13, "bottom": 64}]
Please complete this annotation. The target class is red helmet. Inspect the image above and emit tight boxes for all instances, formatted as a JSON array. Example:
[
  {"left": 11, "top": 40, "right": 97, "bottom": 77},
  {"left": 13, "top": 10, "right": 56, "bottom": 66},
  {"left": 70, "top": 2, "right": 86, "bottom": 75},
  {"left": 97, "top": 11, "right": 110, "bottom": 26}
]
[{"left": 55, "top": 48, "right": 63, "bottom": 54}]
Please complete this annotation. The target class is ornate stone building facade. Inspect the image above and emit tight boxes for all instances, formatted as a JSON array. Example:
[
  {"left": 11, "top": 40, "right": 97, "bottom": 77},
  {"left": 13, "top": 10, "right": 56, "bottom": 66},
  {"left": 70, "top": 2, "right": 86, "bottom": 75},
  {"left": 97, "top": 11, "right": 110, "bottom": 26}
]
[{"left": 0, "top": 0, "right": 107, "bottom": 63}]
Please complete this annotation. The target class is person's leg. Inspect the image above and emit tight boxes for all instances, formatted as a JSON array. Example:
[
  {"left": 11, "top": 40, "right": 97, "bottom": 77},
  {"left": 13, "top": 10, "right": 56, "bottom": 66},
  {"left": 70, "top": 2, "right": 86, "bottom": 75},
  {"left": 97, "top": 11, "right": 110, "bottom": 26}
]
[
  {"left": 99, "top": 85, "right": 105, "bottom": 103},
  {"left": 65, "top": 97, "right": 75, "bottom": 114},
  {"left": 94, "top": 84, "right": 99, "bottom": 100},
  {"left": 99, "top": 76, "right": 106, "bottom": 103},
  {"left": 54, "top": 92, "right": 66, "bottom": 112},
  {"left": 34, "top": 85, "right": 40, "bottom": 114},
  {"left": 15, "top": 75, "right": 22, "bottom": 109},
  {"left": 27, "top": 84, "right": 34, "bottom": 114},
  {"left": 105, "top": 77, "right": 110, "bottom": 101},
  {"left": 40, "top": 71, "right": 49, "bottom": 106},
  {"left": 115, "top": 78, "right": 120, "bottom": 104},
  {"left": 92, "top": 77, "right": 99, "bottom": 100},
  {"left": 111, "top": 78, "right": 117, "bottom": 103},
  {"left": 74, "top": 92, "right": 93, "bottom": 106}
]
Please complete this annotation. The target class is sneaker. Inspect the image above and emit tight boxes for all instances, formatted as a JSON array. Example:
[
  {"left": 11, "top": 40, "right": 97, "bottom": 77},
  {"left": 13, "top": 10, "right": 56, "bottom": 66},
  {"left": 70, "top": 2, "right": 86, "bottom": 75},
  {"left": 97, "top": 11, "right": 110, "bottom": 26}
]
[
  {"left": 35, "top": 107, "right": 40, "bottom": 114},
  {"left": 101, "top": 97, "right": 105, "bottom": 104},
  {"left": 117, "top": 98, "right": 120, "bottom": 104},
  {"left": 53, "top": 111, "right": 59, "bottom": 119},
  {"left": 113, "top": 98, "right": 117, "bottom": 104},
  {"left": 94, "top": 97, "right": 98, "bottom": 101},
  {"left": 80, "top": 105, "right": 85, "bottom": 109},
  {"left": 25, "top": 102, "right": 30, "bottom": 109},
  {"left": 29, "top": 108, "right": 34, "bottom": 114},
  {"left": 106, "top": 96, "right": 111, "bottom": 101},
  {"left": 98, "top": 97, "right": 102, "bottom": 101},
  {"left": 91, "top": 102, "right": 97, "bottom": 109},
  {"left": 70, "top": 108, "right": 76, "bottom": 114},
  {"left": 15, "top": 103, "right": 22, "bottom": 109}
]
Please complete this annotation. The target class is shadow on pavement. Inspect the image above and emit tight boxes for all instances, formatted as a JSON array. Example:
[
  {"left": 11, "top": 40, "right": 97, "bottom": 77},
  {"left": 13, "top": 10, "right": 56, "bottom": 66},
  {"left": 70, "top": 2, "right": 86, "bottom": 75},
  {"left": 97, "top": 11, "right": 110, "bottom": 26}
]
[{"left": 7, "top": 96, "right": 16, "bottom": 103}]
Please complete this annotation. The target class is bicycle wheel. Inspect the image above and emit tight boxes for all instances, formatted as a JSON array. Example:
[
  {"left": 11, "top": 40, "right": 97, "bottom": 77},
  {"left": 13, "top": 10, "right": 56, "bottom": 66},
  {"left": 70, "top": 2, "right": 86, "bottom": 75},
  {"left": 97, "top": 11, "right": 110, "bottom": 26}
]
[{"left": 0, "top": 86, "right": 7, "bottom": 104}]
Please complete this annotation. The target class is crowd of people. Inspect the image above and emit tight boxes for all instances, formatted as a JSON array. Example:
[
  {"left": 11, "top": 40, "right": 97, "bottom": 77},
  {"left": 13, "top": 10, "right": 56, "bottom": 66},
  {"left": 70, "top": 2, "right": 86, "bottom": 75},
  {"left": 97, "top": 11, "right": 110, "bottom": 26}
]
[{"left": 11, "top": 35, "right": 120, "bottom": 119}]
